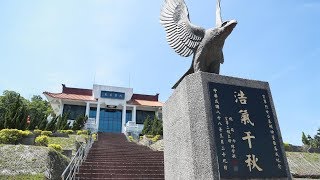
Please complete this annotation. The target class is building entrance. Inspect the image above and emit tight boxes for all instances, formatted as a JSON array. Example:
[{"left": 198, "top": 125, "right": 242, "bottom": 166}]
[{"left": 98, "top": 109, "right": 122, "bottom": 133}]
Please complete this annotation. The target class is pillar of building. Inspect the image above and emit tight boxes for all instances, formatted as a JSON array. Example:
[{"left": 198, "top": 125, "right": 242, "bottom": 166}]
[
  {"left": 85, "top": 102, "right": 90, "bottom": 117},
  {"left": 59, "top": 100, "right": 64, "bottom": 116},
  {"left": 132, "top": 105, "right": 137, "bottom": 123},
  {"left": 121, "top": 104, "right": 127, "bottom": 133},
  {"left": 96, "top": 102, "right": 101, "bottom": 132}
]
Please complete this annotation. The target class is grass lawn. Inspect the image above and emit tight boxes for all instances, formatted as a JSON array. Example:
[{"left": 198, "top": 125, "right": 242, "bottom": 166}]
[{"left": 48, "top": 134, "right": 87, "bottom": 153}]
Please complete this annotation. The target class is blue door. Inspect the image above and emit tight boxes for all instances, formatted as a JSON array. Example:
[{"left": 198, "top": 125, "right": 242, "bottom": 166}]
[{"left": 98, "top": 109, "right": 122, "bottom": 133}]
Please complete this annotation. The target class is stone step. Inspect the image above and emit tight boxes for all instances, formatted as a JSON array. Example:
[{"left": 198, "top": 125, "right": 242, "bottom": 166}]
[
  {"left": 79, "top": 169, "right": 164, "bottom": 174},
  {"left": 80, "top": 165, "right": 164, "bottom": 170},
  {"left": 85, "top": 157, "right": 163, "bottom": 160},
  {"left": 85, "top": 160, "right": 163, "bottom": 164},
  {"left": 75, "top": 133, "right": 164, "bottom": 180},
  {"left": 76, "top": 178, "right": 164, "bottom": 180},
  {"left": 76, "top": 172, "right": 164, "bottom": 179}
]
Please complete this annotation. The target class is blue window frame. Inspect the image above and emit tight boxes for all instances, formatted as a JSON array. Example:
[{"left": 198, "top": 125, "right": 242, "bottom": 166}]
[
  {"left": 126, "top": 110, "right": 132, "bottom": 123},
  {"left": 89, "top": 107, "right": 97, "bottom": 119}
]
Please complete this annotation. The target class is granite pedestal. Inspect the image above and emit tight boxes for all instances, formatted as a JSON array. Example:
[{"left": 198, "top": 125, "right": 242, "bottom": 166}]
[{"left": 163, "top": 72, "right": 291, "bottom": 180}]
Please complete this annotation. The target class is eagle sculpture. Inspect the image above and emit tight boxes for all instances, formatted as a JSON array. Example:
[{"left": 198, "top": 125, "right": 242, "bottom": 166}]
[{"left": 160, "top": 0, "right": 237, "bottom": 89}]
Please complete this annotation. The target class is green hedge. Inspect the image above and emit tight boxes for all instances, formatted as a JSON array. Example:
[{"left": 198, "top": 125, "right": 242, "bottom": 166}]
[
  {"left": 77, "top": 130, "right": 89, "bottom": 135},
  {"left": 41, "top": 131, "right": 53, "bottom": 136},
  {"left": 151, "top": 135, "right": 161, "bottom": 142},
  {"left": 48, "top": 144, "right": 63, "bottom": 152},
  {"left": 34, "top": 129, "right": 42, "bottom": 136},
  {"left": 0, "top": 129, "right": 33, "bottom": 144},
  {"left": 92, "top": 133, "right": 97, "bottom": 141},
  {"left": 35, "top": 135, "right": 49, "bottom": 146},
  {"left": 58, "top": 130, "right": 74, "bottom": 134}
]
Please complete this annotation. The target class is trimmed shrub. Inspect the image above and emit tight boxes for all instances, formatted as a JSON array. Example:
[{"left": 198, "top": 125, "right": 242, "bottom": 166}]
[
  {"left": 41, "top": 131, "right": 53, "bottom": 136},
  {"left": 35, "top": 135, "right": 49, "bottom": 146},
  {"left": 151, "top": 135, "right": 161, "bottom": 142},
  {"left": 20, "top": 130, "right": 33, "bottom": 136},
  {"left": 146, "top": 135, "right": 154, "bottom": 138},
  {"left": 284, "top": 142, "right": 292, "bottom": 151},
  {"left": 0, "top": 129, "right": 32, "bottom": 144},
  {"left": 92, "top": 133, "right": 97, "bottom": 141},
  {"left": 128, "top": 136, "right": 134, "bottom": 142},
  {"left": 34, "top": 129, "right": 42, "bottom": 136},
  {"left": 59, "top": 130, "right": 74, "bottom": 134},
  {"left": 48, "top": 144, "right": 62, "bottom": 152},
  {"left": 77, "top": 130, "right": 89, "bottom": 135}
]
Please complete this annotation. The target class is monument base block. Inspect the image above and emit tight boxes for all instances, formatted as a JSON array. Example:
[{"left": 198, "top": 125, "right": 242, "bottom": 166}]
[{"left": 163, "top": 72, "right": 291, "bottom": 180}]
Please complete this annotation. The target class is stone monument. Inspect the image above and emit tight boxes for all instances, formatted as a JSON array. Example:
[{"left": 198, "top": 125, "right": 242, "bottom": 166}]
[{"left": 160, "top": 0, "right": 292, "bottom": 179}]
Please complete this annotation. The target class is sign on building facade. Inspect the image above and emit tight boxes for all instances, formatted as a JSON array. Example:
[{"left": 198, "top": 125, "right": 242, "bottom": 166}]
[
  {"left": 208, "top": 82, "right": 289, "bottom": 178},
  {"left": 101, "top": 91, "right": 125, "bottom": 100}
]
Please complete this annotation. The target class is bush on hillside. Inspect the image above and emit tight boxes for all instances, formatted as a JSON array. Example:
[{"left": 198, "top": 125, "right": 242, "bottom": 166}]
[
  {"left": 77, "top": 130, "right": 89, "bottom": 135},
  {"left": 0, "top": 129, "right": 32, "bottom": 144},
  {"left": 48, "top": 144, "right": 62, "bottom": 152},
  {"left": 35, "top": 135, "right": 49, "bottom": 146},
  {"left": 58, "top": 130, "right": 74, "bottom": 134},
  {"left": 283, "top": 142, "right": 291, "bottom": 151},
  {"left": 151, "top": 135, "right": 161, "bottom": 142},
  {"left": 128, "top": 136, "right": 134, "bottom": 142},
  {"left": 41, "top": 131, "right": 53, "bottom": 137},
  {"left": 34, "top": 129, "right": 42, "bottom": 136},
  {"left": 92, "top": 133, "right": 97, "bottom": 141}
]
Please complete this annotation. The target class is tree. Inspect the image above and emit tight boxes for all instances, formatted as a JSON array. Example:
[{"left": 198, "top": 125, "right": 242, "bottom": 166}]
[
  {"left": 46, "top": 116, "right": 58, "bottom": 131},
  {"left": 303, "top": 128, "right": 320, "bottom": 149},
  {"left": 1, "top": 91, "right": 29, "bottom": 130},
  {"left": 72, "top": 115, "right": 88, "bottom": 130},
  {"left": 56, "top": 113, "right": 70, "bottom": 130},
  {"left": 313, "top": 129, "right": 320, "bottom": 148},
  {"left": 0, "top": 90, "right": 54, "bottom": 130},
  {"left": 27, "top": 95, "right": 52, "bottom": 130},
  {"left": 302, "top": 132, "right": 310, "bottom": 146},
  {"left": 141, "top": 116, "right": 152, "bottom": 135},
  {"left": 151, "top": 117, "right": 163, "bottom": 136}
]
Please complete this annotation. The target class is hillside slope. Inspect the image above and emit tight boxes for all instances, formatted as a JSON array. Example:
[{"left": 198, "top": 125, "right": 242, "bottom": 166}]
[
  {"left": 0, "top": 144, "right": 69, "bottom": 179},
  {"left": 287, "top": 152, "right": 320, "bottom": 178}
]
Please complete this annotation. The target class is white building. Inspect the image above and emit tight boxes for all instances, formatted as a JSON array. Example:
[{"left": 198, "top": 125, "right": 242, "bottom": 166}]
[{"left": 44, "top": 84, "right": 163, "bottom": 134}]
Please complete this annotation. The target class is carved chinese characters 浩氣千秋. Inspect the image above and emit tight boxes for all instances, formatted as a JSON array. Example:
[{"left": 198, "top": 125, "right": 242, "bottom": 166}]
[
  {"left": 245, "top": 154, "right": 263, "bottom": 172},
  {"left": 242, "top": 131, "right": 255, "bottom": 149},
  {"left": 239, "top": 110, "right": 254, "bottom": 126},
  {"left": 234, "top": 90, "right": 247, "bottom": 104}
]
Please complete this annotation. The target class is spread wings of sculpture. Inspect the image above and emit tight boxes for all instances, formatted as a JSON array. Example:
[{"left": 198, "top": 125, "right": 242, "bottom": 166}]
[
  {"left": 160, "top": 0, "right": 237, "bottom": 89},
  {"left": 160, "top": 0, "right": 205, "bottom": 57}
]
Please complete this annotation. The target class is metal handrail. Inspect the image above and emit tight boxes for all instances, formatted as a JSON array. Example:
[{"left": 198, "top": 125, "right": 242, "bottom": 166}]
[{"left": 61, "top": 134, "right": 96, "bottom": 180}]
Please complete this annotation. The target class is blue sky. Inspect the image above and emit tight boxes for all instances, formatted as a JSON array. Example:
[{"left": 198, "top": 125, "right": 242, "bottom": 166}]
[{"left": 0, "top": 0, "right": 319, "bottom": 145}]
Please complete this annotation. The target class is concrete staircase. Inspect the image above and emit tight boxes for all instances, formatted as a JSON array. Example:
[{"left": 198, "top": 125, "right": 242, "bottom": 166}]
[{"left": 76, "top": 133, "right": 164, "bottom": 179}]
